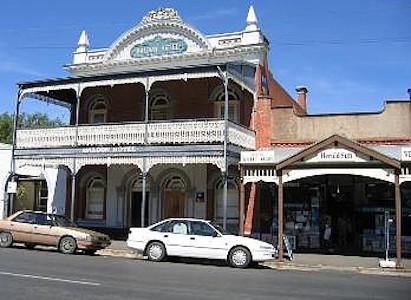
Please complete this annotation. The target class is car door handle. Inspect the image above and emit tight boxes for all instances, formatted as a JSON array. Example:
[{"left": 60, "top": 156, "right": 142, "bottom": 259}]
[
  {"left": 190, "top": 237, "right": 195, "bottom": 240},
  {"left": 164, "top": 235, "right": 168, "bottom": 238}
]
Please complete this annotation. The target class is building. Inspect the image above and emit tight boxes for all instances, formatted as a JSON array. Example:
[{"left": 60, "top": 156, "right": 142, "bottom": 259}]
[
  {"left": 5, "top": 6, "right": 410, "bottom": 265},
  {"left": 240, "top": 90, "right": 411, "bottom": 265},
  {"left": 8, "top": 6, "right": 268, "bottom": 235}
]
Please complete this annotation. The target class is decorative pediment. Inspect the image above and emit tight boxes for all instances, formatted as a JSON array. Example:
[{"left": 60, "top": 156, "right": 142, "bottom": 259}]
[
  {"left": 276, "top": 135, "right": 401, "bottom": 170},
  {"left": 140, "top": 7, "right": 183, "bottom": 24},
  {"left": 103, "top": 7, "right": 211, "bottom": 62}
]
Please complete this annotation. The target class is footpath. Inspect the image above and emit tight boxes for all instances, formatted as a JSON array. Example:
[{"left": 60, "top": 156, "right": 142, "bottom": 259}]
[{"left": 97, "top": 240, "right": 411, "bottom": 277}]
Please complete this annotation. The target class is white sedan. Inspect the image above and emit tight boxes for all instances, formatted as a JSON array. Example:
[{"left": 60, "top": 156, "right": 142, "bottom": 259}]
[{"left": 126, "top": 218, "right": 277, "bottom": 268}]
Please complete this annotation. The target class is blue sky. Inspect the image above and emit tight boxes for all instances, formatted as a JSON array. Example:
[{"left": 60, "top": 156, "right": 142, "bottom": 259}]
[{"left": 1, "top": 0, "right": 410, "bottom": 118}]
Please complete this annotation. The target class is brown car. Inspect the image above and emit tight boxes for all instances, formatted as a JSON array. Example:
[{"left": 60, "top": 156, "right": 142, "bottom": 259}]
[{"left": 0, "top": 210, "right": 111, "bottom": 255}]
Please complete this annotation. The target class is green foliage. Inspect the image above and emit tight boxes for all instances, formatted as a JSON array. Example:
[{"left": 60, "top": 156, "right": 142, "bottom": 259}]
[
  {"left": 0, "top": 112, "right": 66, "bottom": 144},
  {"left": 0, "top": 113, "right": 13, "bottom": 144}
]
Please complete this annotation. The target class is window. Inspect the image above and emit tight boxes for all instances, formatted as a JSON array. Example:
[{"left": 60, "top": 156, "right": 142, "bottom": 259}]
[
  {"left": 189, "top": 221, "right": 216, "bottom": 236},
  {"left": 171, "top": 221, "right": 188, "bottom": 234},
  {"left": 86, "top": 178, "right": 105, "bottom": 220},
  {"left": 89, "top": 97, "right": 107, "bottom": 124},
  {"left": 150, "top": 90, "right": 171, "bottom": 120},
  {"left": 35, "top": 180, "right": 48, "bottom": 212},
  {"left": 13, "top": 212, "right": 36, "bottom": 224},
  {"left": 211, "top": 85, "right": 241, "bottom": 122},
  {"left": 214, "top": 178, "right": 239, "bottom": 233}
]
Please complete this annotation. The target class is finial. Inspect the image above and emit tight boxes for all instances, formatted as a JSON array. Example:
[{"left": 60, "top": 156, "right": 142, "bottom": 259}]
[
  {"left": 76, "top": 30, "right": 89, "bottom": 52},
  {"left": 245, "top": 5, "right": 258, "bottom": 31}
]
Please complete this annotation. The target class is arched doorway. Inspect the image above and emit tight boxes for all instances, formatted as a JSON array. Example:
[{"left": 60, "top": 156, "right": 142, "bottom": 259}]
[
  {"left": 163, "top": 176, "right": 186, "bottom": 219},
  {"left": 130, "top": 177, "right": 150, "bottom": 227}
]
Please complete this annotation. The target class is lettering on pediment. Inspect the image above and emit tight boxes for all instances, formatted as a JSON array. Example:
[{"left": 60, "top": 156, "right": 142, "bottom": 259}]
[
  {"left": 306, "top": 148, "right": 367, "bottom": 163},
  {"left": 130, "top": 36, "right": 188, "bottom": 58}
]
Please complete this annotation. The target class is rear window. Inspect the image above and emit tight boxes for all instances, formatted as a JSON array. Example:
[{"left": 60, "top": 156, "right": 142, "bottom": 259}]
[{"left": 150, "top": 221, "right": 170, "bottom": 232}]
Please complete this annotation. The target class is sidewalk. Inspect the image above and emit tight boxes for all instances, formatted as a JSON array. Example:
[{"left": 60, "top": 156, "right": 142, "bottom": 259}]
[{"left": 98, "top": 240, "right": 411, "bottom": 277}]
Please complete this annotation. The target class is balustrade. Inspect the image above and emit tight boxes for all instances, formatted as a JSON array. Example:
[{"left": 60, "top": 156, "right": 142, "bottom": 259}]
[{"left": 16, "top": 120, "right": 255, "bottom": 150}]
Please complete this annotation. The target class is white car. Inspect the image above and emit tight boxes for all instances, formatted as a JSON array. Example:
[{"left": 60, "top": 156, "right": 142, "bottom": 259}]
[{"left": 126, "top": 218, "right": 277, "bottom": 268}]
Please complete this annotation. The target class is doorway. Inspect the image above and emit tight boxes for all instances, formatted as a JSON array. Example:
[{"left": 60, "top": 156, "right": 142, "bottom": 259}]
[
  {"left": 163, "top": 176, "right": 186, "bottom": 219},
  {"left": 131, "top": 191, "right": 149, "bottom": 227},
  {"left": 130, "top": 176, "right": 150, "bottom": 227}
]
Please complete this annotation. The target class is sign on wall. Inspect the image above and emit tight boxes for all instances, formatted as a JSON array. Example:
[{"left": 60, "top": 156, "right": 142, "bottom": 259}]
[
  {"left": 240, "top": 150, "right": 275, "bottom": 164},
  {"left": 130, "top": 36, "right": 188, "bottom": 58},
  {"left": 402, "top": 148, "right": 411, "bottom": 161}
]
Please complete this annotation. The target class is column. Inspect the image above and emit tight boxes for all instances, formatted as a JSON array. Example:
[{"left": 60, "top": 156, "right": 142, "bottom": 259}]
[
  {"left": 70, "top": 85, "right": 81, "bottom": 221},
  {"left": 70, "top": 170, "right": 76, "bottom": 221},
  {"left": 239, "top": 166, "right": 245, "bottom": 236},
  {"left": 141, "top": 171, "right": 147, "bottom": 227},
  {"left": 277, "top": 171, "right": 284, "bottom": 262},
  {"left": 395, "top": 173, "right": 402, "bottom": 267}
]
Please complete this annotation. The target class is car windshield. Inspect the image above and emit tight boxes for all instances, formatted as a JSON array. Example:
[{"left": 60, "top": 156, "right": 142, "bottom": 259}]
[
  {"left": 50, "top": 214, "right": 78, "bottom": 227},
  {"left": 210, "top": 222, "right": 229, "bottom": 235}
]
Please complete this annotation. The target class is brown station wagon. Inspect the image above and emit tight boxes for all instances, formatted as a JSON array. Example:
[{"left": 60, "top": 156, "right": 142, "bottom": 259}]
[{"left": 0, "top": 210, "right": 111, "bottom": 255}]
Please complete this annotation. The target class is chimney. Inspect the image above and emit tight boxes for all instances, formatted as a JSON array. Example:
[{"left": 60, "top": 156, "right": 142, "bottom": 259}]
[{"left": 296, "top": 86, "right": 308, "bottom": 112}]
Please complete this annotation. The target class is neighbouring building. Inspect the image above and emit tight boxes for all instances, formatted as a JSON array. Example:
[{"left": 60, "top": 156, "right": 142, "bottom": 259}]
[
  {"left": 4, "top": 6, "right": 411, "bottom": 264},
  {"left": 240, "top": 89, "right": 411, "bottom": 264}
]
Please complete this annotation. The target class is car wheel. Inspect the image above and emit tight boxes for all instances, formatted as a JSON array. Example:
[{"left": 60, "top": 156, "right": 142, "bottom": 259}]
[
  {"left": 25, "top": 243, "right": 36, "bottom": 250},
  {"left": 0, "top": 232, "right": 13, "bottom": 248},
  {"left": 146, "top": 242, "right": 166, "bottom": 262},
  {"left": 59, "top": 236, "right": 77, "bottom": 254},
  {"left": 229, "top": 246, "right": 251, "bottom": 268}
]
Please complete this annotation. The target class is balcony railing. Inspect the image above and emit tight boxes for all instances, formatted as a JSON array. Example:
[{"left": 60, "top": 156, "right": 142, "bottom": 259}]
[{"left": 16, "top": 119, "right": 256, "bottom": 150}]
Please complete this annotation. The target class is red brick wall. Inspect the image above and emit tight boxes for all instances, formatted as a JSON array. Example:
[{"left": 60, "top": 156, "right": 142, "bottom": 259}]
[{"left": 77, "top": 78, "right": 254, "bottom": 127}]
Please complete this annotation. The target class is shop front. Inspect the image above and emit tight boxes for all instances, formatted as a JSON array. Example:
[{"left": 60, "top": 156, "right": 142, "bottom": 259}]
[{"left": 240, "top": 135, "right": 411, "bottom": 266}]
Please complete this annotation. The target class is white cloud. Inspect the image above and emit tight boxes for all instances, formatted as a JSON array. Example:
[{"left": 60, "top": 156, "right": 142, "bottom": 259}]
[{"left": 0, "top": 60, "right": 44, "bottom": 77}]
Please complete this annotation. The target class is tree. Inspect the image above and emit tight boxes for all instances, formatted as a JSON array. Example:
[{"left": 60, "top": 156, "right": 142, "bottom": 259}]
[
  {"left": 0, "top": 113, "right": 13, "bottom": 144},
  {"left": 0, "top": 112, "right": 66, "bottom": 144}
]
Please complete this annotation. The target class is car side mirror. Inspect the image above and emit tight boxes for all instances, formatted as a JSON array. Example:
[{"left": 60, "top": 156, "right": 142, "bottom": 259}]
[{"left": 213, "top": 231, "right": 220, "bottom": 238}]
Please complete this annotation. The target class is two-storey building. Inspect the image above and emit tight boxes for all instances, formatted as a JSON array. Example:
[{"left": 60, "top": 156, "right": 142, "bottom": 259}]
[{"left": 6, "top": 6, "right": 276, "bottom": 235}]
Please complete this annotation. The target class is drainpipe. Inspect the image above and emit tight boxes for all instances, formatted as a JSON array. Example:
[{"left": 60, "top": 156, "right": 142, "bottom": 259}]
[
  {"left": 70, "top": 84, "right": 81, "bottom": 221},
  {"left": 8, "top": 88, "right": 21, "bottom": 216},
  {"left": 217, "top": 66, "right": 229, "bottom": 231}
]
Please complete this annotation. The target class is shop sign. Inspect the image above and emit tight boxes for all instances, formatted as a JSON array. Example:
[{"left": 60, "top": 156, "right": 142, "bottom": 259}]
[
  {"left": 130, "top": 36, "right": 188, "bottom": 58},
  {"left": 82, "top": 146, "right": 137, "bottom": 154},
  {"left": 309, "top": 148, "right": 364, "bottom": 163},
  {"left": 240, "top": 150, "right": 275, "bottom": 164},
  {"left": 402, "top": 148, "right": 411, "bottom": 161}
]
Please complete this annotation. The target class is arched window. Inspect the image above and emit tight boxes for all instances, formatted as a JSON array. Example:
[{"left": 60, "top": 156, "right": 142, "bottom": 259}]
[
  {"left": 89, "top": 96, "right": 107, "bottom": 124},
  {"left": 150, "top": 90, "right": 171, "bottom": 120},
  {"left": 214, "top": 178, "right": 239, "bottom": 233},
  {"left": 86, "top": 177, "right": 105, "bottom": 220},
  {"left": 211, "top": 85, "right": 241, "bottom": 122}
]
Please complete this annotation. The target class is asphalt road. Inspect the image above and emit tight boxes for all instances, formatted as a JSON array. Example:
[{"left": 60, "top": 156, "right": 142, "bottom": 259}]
[{"left": 0, "top": 246, "right": 410, "bottom": 300}]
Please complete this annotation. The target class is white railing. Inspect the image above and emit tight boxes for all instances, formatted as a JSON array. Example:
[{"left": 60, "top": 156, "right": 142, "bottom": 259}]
[{"left": 16, "top": 120, "right": 255, "bottom": 150}]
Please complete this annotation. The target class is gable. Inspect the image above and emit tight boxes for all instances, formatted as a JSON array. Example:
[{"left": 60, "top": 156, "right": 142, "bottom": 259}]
[
  {"left": 276, "top": 135, "right": 401, "bottom": 170},
  {"left": 103, "top": 8, "right": 211, "bottom": 62}
]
